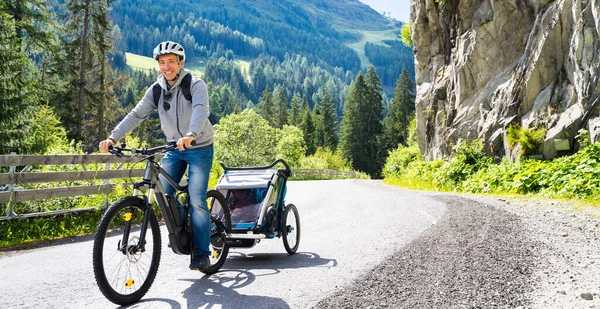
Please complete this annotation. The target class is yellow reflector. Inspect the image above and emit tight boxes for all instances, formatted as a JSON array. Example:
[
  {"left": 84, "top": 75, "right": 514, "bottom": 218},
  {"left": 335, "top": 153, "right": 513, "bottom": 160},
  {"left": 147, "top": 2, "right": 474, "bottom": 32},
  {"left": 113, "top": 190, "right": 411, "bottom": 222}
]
[
  {"left": 123, "top": 213, "right": 133, "bottom": 221},
  {"left": 212, "top": 250, "right": 219, "bottom": 258},
  {"left": 125, "top": 279, "right": 135, "bottom": 288}
]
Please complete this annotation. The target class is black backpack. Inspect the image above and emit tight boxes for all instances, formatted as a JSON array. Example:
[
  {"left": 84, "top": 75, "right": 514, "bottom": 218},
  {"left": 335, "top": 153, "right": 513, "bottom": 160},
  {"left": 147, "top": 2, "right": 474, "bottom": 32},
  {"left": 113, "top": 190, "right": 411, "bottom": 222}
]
[{"left": 152, "top": 73, "right": 192, "bottom": 107}]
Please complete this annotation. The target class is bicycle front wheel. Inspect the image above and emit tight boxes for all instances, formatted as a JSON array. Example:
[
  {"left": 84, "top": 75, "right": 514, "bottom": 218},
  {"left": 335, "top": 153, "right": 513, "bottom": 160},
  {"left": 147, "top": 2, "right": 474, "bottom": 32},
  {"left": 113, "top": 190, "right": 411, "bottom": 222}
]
[{"left": 92, "top": 196, "right": 161, "bottom": 305}]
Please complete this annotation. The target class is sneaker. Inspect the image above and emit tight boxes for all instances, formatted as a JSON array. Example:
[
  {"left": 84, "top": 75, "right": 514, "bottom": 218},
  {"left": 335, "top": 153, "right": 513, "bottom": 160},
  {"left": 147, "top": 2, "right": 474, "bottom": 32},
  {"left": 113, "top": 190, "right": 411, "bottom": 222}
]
[{"left": 189, "top": 255, "right": 210, "bottom": 270}]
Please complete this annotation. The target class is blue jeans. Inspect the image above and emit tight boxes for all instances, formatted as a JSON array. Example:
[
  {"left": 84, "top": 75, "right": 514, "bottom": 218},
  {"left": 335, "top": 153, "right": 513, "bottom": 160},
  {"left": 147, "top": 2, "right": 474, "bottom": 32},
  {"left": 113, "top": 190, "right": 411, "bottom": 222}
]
[{"left": 160, "top": 144, "right": 213, "bottom": 257}]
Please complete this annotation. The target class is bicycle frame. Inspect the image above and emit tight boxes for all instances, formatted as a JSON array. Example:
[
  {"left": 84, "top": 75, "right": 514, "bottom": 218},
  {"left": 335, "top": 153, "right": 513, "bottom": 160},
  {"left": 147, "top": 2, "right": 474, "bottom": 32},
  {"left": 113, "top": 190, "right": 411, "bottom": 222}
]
[{"left": 115, "top": 145, "right": 193, "bottom": 256}]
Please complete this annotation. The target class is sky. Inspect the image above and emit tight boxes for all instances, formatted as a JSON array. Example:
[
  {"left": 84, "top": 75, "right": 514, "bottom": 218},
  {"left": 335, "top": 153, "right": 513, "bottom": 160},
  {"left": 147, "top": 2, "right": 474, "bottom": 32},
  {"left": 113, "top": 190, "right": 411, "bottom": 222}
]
[{"left": 359, "top": 0, "right": 411, "bottom": 22}]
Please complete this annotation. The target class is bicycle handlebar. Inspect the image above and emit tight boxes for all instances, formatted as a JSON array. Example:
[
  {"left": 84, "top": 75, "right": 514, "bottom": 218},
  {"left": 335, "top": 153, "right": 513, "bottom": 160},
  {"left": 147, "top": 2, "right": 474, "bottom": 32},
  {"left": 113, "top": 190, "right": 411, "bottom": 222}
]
[{"left": 108, "top": 140, "right": 194, "bottom": 157}]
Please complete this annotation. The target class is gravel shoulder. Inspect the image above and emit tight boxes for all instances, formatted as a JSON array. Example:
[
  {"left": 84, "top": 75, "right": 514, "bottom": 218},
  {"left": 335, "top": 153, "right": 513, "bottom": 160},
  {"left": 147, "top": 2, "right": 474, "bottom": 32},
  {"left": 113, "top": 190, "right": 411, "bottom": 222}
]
[{"left": 313, "top": 193, "right": 600, "bottom": 309}]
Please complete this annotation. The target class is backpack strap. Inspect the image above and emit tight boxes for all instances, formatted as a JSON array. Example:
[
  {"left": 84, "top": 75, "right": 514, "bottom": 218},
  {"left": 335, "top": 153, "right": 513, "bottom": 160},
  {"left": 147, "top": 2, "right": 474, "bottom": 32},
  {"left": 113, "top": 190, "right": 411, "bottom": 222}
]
[
  {"left": 152, "top": 83, "right": 161, "bottom": 108},
  {"left": 180, "top": 73, "right": 192, "bottom": 101},
  {"left": 180, "top": 74, "right": 212, "bottom": 123},
  {"left": 151, "top": 74, "right": 192, "bottom": 108}
]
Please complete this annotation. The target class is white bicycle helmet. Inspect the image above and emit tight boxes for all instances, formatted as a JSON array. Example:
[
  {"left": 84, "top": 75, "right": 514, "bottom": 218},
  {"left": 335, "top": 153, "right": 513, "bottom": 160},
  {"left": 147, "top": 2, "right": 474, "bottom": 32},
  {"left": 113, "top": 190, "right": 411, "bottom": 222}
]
[{"left": 153, "top": 41, "right": 185, "bottom": 61}]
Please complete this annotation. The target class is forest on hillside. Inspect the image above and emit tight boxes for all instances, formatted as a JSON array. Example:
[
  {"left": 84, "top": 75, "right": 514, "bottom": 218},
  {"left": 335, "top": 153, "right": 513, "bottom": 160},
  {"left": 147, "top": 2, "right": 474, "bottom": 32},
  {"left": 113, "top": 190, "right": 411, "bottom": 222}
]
[{"left": 0, "top": 0, "right": 415, "bottom": 178}]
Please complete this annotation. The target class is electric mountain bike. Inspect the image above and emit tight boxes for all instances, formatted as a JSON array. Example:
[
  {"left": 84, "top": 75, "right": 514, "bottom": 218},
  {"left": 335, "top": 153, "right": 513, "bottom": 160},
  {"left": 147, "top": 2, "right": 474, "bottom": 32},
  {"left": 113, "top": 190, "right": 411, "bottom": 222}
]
[{"left": 92, "top": 142, "right": 231, "bottom": 305}]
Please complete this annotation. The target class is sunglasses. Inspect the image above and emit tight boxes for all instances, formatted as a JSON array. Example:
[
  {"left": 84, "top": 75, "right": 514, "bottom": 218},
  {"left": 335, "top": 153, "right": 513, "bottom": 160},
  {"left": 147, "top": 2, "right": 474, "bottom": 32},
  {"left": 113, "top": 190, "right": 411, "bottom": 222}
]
[{"left": 163, "top": 91, "right": 173, "bottom": 111}]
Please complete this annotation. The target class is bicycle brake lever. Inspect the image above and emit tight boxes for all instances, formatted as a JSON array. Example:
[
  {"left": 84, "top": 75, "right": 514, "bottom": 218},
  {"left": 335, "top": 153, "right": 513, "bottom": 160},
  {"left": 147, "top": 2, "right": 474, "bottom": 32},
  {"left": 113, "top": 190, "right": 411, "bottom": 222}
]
[{"left": 165, "top": 141, "right": 178, "bottom": 152}]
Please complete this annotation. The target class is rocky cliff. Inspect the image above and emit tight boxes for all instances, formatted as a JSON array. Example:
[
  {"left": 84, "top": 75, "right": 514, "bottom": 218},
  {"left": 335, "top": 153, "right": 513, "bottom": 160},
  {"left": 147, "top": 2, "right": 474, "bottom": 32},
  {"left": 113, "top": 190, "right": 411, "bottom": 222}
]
[{"left": 412, "top": 0, "right": 600, "bottom": 160}]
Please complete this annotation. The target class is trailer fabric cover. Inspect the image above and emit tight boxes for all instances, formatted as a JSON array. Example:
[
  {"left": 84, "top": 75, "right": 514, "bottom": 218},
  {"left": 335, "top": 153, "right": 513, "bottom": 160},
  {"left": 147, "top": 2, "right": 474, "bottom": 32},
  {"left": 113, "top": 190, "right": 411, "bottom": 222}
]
[{"left": 216, "top": 169, "right": 276, "bottom": 189}]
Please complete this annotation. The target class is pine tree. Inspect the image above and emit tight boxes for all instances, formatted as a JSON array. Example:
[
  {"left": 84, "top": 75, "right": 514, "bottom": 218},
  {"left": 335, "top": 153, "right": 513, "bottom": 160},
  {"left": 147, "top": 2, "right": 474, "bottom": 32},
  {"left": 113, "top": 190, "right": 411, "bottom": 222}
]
[
  {"left": 89, "top": 0, "right": 119, "bottom": 147},
  {"left": 288, "top": 93, "right": 301, "bottom": 126},
  {"left": 300, "top": 97, "right": 316, "bottom": 155},
  {"left": 219, "top": 84, "right": 234, "bottom": 116},
  {"left": 5, "top": 0, "right": 57, "bottom": 54},
  {"left": 300, "top": 95, "right": 309, "bottom": 116},
  {"left": 364, "top": 66, "right": 384, "bottom": 177},
  {"left": 75, "top": 0, "right": 92, "bottom": 138},
  {"left": 341, "top": 73, "right": 367, "bottom": 173},
  {"left": 257, "top": 85, "right": 275, "bottom": 126},
  {"left": 125, "top": 87, "right": 136, "bottom": 106},
  {"left": 1, "top": 0, "right": 59, "bottom": 153},
  {"left": 319, "top": 91, "right": 338, "bottom": 150},
  {"left": 0, "top": 6, "right": 29, "bottom": 153},
  {"left": 5, "top": 0, "right": 57, "bottom": 104},
  {"left": 53, "top": 0, "right": 118, "bottom": 149},
  {"left": 382, "top": 68, "right": 415, "bottom": 152},
  {"left": 274, "top": 86, "right": 289, "bottom": 129},
  {"left": 312, "top": 97, "right": 323, "bottom": 149},
  {"left": 340, "top": 68, "right": 384, "bottom": 178},
  {"left": 209, "top": 87, "right": 222, "bottom": 123}
]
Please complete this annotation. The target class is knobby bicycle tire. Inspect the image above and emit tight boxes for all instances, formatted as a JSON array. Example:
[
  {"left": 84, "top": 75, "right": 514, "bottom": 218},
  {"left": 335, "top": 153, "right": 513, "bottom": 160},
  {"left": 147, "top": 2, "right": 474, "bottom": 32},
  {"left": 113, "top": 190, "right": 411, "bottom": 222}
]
[{"left": 92, "top": 196, "right": 161, "bottom": 305}]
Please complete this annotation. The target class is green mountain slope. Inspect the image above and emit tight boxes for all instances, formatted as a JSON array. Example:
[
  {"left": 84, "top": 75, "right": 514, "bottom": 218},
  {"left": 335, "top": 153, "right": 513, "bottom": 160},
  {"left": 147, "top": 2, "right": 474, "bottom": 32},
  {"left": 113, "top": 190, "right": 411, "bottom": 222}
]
[
  {"left": 112, "top": 0, "right": 402, "bottom": 71},
  {"left": 286, "top": 0, "right": 394, "bottom": 30}
]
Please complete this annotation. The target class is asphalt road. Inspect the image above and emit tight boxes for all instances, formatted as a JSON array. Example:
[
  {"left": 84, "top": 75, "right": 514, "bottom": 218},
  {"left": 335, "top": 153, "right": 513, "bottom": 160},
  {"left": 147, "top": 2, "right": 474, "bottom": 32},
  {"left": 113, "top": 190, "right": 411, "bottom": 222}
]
[{"left": 0, "top": 180, "right": 446, "bottom": 309}]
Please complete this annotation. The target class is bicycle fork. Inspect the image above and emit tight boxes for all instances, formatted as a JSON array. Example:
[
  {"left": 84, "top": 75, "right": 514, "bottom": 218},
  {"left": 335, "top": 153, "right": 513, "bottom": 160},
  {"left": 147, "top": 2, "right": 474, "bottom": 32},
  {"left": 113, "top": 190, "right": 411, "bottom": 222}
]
[{"left": 118, "top": 206, "right": 152, "bottom": 254}]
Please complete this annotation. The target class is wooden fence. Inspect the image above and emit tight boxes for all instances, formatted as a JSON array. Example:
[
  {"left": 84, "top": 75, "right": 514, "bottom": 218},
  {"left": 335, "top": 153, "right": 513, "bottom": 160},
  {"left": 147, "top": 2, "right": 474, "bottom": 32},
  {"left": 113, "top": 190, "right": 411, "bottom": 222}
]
[
  {"left": 0, "top": 153, "right": 360, "bottom": 220},
  {"left": 0, "top": 153, "right": 160, "bottom": 220}
]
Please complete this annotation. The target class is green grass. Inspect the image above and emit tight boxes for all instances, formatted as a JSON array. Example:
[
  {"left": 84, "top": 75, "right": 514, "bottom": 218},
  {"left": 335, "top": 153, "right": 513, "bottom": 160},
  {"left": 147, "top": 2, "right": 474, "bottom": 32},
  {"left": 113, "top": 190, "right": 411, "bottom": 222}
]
[
  {"left": 125, "top": 52, "right": 251, "bottom": 79},
  {"left": 384, "top": 176, "right": 450, "bottom": 192},
  {"left": 343, "top": 29, "right": 401, "bottom": 69},
  {"left": 234, "top": 56, "right": 252, "bottom": 80},
  {"left": 125, "top": 52, "right": 159, "bottom": 72}
]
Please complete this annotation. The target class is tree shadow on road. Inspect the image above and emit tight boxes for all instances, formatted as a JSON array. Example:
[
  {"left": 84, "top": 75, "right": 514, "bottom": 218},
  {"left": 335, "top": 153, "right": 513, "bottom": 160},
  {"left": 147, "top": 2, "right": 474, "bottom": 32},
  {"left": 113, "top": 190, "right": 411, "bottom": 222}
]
[
  {"left": 181, "top": 270, "right": 290, "bottom": 309},
  {"left": 176, "top": 252, "right": 336, "bottom": 308},
  {"left": 222, "top": 251, "right": 338, "bottom": 271}
]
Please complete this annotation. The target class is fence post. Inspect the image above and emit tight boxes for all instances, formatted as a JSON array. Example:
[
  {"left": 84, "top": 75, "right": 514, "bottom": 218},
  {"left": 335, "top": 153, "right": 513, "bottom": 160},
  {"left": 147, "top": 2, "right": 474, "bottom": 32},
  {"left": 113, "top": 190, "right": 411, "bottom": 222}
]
[
  {"left": 101, "top": 162, "right": 110, "bottom": 208},
  {"left": 5, "top": 152, "right": 17, "bottom": 218}
]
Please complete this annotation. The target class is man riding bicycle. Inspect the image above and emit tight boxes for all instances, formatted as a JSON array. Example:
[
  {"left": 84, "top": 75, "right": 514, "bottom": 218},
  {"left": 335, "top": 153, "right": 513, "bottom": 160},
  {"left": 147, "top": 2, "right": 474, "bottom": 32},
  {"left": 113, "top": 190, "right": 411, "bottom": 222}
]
[{"left": 99, "top": 41, "right": 213, "bottom": 270}]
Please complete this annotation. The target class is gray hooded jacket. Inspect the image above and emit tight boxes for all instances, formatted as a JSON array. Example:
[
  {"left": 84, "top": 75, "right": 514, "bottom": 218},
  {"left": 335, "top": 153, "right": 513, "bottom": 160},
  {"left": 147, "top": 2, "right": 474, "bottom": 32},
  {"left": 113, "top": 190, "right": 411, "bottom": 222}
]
[{"left": 109, "top": 69, "right": 214, "bottom": 147}]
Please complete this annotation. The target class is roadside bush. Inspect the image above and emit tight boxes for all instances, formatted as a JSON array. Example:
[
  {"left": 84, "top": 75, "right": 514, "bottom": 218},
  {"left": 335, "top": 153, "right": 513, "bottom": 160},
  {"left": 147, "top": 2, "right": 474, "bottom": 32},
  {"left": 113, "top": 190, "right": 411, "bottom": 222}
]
[
  {"left": 383, "top": 136, "right": 600, "bottom": 200},
  {"left": 462, "top": 158, "right": 517, "bottom": 194},
  {"left": 299, "top": 147, "right": 353, "bottom": 171},
  {"left": 275, "top": 125, "right": 306, "bottom": 168},
  {"left": 382, "top": 144, "right": 421, "bottom": 179},
  {"left": 444, "top": 140, "right": 493, "bottom": 188},
  {"left": 508, "top": 159, "right": 553, "bottom": 194},
  {"left": 407, "top": 160, "right": 451, "bottom": 191},
  {"left": 539, "top": 142, "right": 600, "bottom": 198},
  {"left": 295, "top": 147, "right": 369, "bottom": 180}
]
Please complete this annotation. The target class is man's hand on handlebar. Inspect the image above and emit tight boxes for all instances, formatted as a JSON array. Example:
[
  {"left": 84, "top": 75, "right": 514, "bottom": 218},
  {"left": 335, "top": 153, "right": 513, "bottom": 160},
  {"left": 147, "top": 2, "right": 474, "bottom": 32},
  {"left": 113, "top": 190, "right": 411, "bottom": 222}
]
[
  {"left": 176, "top": 136, "right": 195, "bottom": 151},
  {"left": 99, "top": 139, "right": 115, "bottom": 153}
]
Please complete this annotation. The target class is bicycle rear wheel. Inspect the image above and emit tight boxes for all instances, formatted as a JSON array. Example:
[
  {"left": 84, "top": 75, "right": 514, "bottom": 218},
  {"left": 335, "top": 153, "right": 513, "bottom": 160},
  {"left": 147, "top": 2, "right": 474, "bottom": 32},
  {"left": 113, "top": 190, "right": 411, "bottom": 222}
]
[
  {"left": 92, "top": 196, "right": 161, "bottom": 305},
  {"left": 201, "top": 189, "right": 231, "bottom": 274}
]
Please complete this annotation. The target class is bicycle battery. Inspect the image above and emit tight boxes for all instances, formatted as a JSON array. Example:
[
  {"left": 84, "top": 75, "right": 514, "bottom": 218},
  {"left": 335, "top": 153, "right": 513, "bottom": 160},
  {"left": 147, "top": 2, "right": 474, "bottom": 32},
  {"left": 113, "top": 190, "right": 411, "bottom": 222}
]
[{"left": 157, "top": 194, "right": 191, "bottom": 255}]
